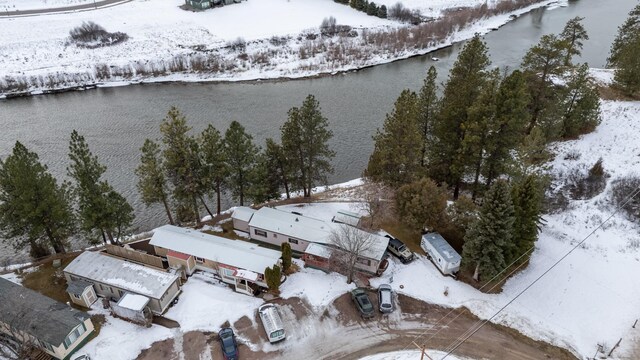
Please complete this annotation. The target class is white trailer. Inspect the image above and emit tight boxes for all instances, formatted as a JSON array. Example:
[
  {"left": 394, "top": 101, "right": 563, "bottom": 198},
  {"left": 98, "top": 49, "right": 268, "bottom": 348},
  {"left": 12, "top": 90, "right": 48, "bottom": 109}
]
[
  {"left": 420, "top": 233, "right": 461, "bottom": 276},
  {"left": 258, "top": 303, "right": 286, "bottom": 343}
]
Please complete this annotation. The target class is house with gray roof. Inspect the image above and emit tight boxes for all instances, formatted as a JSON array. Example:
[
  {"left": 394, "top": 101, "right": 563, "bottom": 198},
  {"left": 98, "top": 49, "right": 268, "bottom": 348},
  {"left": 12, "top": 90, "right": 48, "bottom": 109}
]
[
  {"left": 63, "top": 251, "right": 181, "bottom": 315},
  {"left": 0, "top": 277, "right": 94, "bottom": 360},
  {"left": 420, "top": 232, "right": 462, "bottom": 275}
]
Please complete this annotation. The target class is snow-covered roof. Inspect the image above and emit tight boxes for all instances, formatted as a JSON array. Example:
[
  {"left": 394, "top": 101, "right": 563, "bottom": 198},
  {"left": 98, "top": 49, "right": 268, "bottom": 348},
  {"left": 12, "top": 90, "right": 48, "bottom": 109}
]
[
  {"left": 421, "top": 233, "right": 461, "bottom": 263},
  {"left": 64, "top": 251, "right": 179, "bottom": 300},
  {"left": 150, "top": 225, "right": 281, "bottom": 275},
  {"left": 232, "top": 206, "right": 257, "bottom": 223},
  {"left": 358, "top": 230, "right": 389, "bottom": 261},
  {"left": 117, "top": 293, "right": 150, "bottom": 312},
  {"left": 332, "top": 210, "right": 361, "bottom": 227},
  {"left": 305, "top": 243, "right": 332, "bottom": 259},
  {"left": 234, "top": 269, "right": 258, "bottom": 282},
  {"left": 249, "top": 207, "right": 332, "bottom": 244}
]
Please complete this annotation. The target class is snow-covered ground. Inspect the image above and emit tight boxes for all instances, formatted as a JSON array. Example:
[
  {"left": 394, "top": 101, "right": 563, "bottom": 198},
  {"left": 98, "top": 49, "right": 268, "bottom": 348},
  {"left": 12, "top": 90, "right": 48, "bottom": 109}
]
[
  {"left": 0, "top": 0, "right": 93, "bottom": 11},
  {"left": 0, "top": 0, "right": 556, "bottom": 96},
  {"left": 360, "top": 350, "right": 467, "bottom": 360}
]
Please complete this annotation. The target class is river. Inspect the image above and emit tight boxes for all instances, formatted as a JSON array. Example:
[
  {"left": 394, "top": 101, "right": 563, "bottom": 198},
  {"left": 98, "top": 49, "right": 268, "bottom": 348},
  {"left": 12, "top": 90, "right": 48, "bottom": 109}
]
[{"left": 0, "top": 0, "right": 636, "bottom": 264}]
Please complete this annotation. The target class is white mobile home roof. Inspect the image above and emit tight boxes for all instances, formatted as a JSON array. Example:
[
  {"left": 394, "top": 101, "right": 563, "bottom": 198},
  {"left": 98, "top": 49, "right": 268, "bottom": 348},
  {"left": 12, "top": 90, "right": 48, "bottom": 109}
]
[
  {"left": 422, "top": 233, "right": 461, "bottom": 263},
  {"left": 305, "top": 243, "right": 332, "bottom": 259},
  {"left": 332, "top": 210, "right": 361, "bottom": 227},
  {"left": 249, "top": 207, "right": 332, "bottom": 244},
  {"left": 232, "top": 207, "right": 257, "bottom": 222},
  {"left": 150, "top": 225, "right": 281, "bottom": 274},
  {"left": 357, "top": 230, "right": 389, "bottom": 261},
  {"left": 64, "top": 251, "right": 179, "bottom": 300},
  {"left": 117, "top": 293, "right": 150, "bottom": 312}
]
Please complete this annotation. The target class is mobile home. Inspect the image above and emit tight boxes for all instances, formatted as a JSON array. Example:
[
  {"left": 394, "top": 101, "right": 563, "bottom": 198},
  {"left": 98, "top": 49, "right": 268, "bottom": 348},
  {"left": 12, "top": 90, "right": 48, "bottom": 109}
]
[{"left": 420, "top": 232, "right": 461, "bottom": 276}]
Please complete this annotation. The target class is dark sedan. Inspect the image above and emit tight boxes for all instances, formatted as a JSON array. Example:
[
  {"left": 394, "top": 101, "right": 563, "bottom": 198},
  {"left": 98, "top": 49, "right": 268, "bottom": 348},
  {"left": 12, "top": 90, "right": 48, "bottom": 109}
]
[
  {"left": 219, "top": 327, "right": 239, "bottom": 360},
  {"left": 351, "top": 288, "right": 375, "bottom": 320}
]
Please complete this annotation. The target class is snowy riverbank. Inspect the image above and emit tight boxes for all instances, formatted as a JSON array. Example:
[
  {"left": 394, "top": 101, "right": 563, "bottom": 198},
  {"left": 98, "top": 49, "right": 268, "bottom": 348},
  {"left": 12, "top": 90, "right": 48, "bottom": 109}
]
[{"left": 0, "top": 0, "right": 560, "bottom": 98}]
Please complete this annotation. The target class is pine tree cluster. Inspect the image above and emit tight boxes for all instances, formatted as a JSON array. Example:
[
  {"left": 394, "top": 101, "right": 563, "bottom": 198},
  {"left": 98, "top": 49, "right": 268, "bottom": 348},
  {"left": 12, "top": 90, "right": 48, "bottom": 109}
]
[
  {"left": 608, "top": 4, "right": 640, "bottom": 96},
  {"left": 333, "top": 0, "right": 387, "bottom": 19}
]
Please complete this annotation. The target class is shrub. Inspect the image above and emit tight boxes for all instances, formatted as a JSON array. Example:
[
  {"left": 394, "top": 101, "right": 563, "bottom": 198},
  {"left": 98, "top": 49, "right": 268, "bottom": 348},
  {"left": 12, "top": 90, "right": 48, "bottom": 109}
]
[
  {"left": 69, "top": 21, "right": 128, "bottom": 48},
  {"left": 610, "top": 175, "right": 640, "bottom": 222},
  {"left": 320, "top": 16, "right": 338, "bottom": 36},
  {"left": 264, "top": 265, "right": 282, "bottom": 293},
  {"left": 566, "top": 158, "right": 609, "bottom": 200},
  {"left": 228, "top": 37, "right": 246, "bottom": 52},
  {"left": 281, "top": 242, "right": 292, "bottom": 272},
  {"left": 389, "top": 2, "right": 422, "bottom": 24}
]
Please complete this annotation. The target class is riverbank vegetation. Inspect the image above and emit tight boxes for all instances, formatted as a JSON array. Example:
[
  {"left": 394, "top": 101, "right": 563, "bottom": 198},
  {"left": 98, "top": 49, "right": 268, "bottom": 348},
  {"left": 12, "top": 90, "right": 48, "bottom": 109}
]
[{"left": 0, "top": 0, "right": 544, "bottom": 96}]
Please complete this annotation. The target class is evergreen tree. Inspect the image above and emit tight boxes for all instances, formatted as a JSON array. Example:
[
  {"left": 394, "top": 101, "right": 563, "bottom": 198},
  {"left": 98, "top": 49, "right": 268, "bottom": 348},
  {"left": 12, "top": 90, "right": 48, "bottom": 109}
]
[
  {"left": 68, "top": 130, "right": 133, "bottom": 244},
  {"left": 366, "top": 90, "right": 422, "bottom": 186},
  {"left": 199, "top": 124, "right": 228, "bottom": 215},
  {"left": 483, "top": 69, "right": 530, "bottom": 187},
  {"left": 224, "top": 121, "right": 259, "bottom": 206},
  {"left": 608, "top": 4, "right": 640, "bottom": 67},
  {"left": 430, "top": 34, "right": 491, "bottom": 199},
  {"left": 559, "top": 16, "right": 589, "bottom": 66},
  {"left": 281, "top": 242, "right": 292, "bottom": 272},
  {"left": 417, "top": 66, "right": 439, "bottom": 167},
  {"left": 612, "top": 35, "right": 640, "bottom": 95},
  {"left": 0, "top": 142, "right": 75, "bottom": 257},
  {"left": 378, "top": 4, "right": 387, "bottom": 18},
  {"left": 462, "top": 69, "right": 501, "bottom": 199},
  {"left": 246, "top": 151, "right": 280, "bottom": 204},
  {"left": 518, "top": 126, "right": 550, "bottom": 165},
  {"left": 462, "top": 180, "right": 515, "bottom": 281},
  {"left": 280, "top": 95, "right": 335, "bottom": 197},
  {"left": 510, "top": 174, "right": 543, "bottom": 263},
  {"left": 159, "top": 107, "right": 201, "bottom": 224},
  {"left": 395, "top": 177, "right": 447, "bottom": 232},
  {"left": 265, "top": 138, "right": 292, "bottom": 199},
  {"left": 264, "top": 265, "right": 282, "bottom": 293},
  {"left": 367, "top": 1, "right": 378, "bottom": 15},
  {"left": 521, "top": 34, "right": 566, "bottom": 135},
  {"left": 560, "top": 63, "right": 601, "bottom": 139},
  {"left": 135, "top": 139, "right": 174, "bottom": 224}
]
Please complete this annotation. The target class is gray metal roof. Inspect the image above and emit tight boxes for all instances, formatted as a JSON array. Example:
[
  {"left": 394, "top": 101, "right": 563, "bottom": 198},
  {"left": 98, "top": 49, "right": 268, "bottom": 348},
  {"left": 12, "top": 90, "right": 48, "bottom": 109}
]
[
  {"left": 64, "top": 251, "right": 179, "bottom": 300},
  {"left": 0, "top": 277, "right": 90, "bottom": 346},
  {"left": 231, "top": 206, "right": 257, "bottom": 223},
  {"left": 66, "top": 280, "right": 93, "bottom": 296},
  {"left": 421, "top": 233, "right": 461, "bottom": 263}
]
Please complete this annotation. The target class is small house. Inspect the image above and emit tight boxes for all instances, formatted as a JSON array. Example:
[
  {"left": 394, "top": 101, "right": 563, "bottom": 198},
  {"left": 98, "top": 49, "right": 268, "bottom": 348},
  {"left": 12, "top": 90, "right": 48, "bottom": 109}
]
[
  {"left": 150, "top": 225, "right": 282, "bottom": 296},
  {"left": 66, "top": 279, "right": 97, "bottom": 308},
  {"left": 0, "top": 278, "right": 94, "bottom": 360},
  {"left": 63, "top": 251, "right": 181, "bottom": 315},
  {"left": 301, "top": 243, "right": 332, "bottom": 272},
  {"left": 111, "top": 293, "right": 152, "bottom": 326},
  {"left": 420, "top": 232, "right": 461, "bottom": 275},
  {"left": 231, "top": 206, "right": 256, "bottom": 232},
  {"left": 331, "top": 210, "right": 362, "bottom": 227}
]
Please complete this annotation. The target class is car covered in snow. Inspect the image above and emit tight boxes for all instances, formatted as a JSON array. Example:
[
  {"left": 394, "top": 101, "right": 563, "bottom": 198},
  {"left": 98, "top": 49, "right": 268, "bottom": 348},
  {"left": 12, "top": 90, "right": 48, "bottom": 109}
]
[
  {"left": 385, "top": 235, "right": 414, "bottom": 263},
  {"left": 218, "top": 327, "right": 239, "bottom": 360},
  {"left": 351, "top": 288, "right": 374, "bottom": 319},
  {"left": 378, "top": 284, "right": 394, "bottom": 313}
]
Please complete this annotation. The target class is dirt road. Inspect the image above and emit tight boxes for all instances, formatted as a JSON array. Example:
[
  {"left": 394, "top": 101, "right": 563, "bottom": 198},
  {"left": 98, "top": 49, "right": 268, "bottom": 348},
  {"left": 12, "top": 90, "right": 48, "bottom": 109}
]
[{"left": 138, "top": 290, "right": 576, "bottom": 360}]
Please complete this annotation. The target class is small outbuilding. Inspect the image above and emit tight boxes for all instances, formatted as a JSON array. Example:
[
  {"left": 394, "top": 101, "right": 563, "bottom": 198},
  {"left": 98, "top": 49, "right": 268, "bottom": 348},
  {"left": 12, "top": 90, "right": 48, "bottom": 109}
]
[
  {"left": 66, "top": 280, "right": 98, "bottom": 308},
  {"left": 331, "top": 210, "right": 362, "bottom": 227},
  {"left": 301, "top": 243, "right": 332, "bottom": 272},
  {"left": 420, "top": 232, "right": 461, "bottom": 276},
  {"left": 231, "top": 207, "right": 257, "bottom": 232},
  {"left": 111, "top": 293, "right": 152, "bottom": 326}
]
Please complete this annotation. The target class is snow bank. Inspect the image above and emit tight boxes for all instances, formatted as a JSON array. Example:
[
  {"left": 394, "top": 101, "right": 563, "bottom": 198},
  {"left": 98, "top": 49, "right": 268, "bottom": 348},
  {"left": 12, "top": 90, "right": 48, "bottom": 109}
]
[
  {"left": 165, "top": 273, "right": 263, "bottom": 332},
  {"left": 280, "top": 265, "right": 356, "bottom": 309},
  {"left": 0, "top": 271, "right": 21, "bottom": 284},
  {"left": 360, "top": 350, "right": 469, "bottom": 360}
]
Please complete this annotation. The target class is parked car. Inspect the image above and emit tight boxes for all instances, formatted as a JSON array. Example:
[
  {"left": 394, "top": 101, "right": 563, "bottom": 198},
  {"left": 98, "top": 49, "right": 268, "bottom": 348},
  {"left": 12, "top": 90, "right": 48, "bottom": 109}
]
[
  {"left": 351, "top": 288, "right": 375, "bottom": 319},
  {"left": 378, "top": 284, "right": 394, "bottom": 313},
  {"left": 385, "top": 235, "right": 414, "bottom": 263},
  {"left": 258, "top": 303, "right": 286, "bottom": 343},
  {"left": 218, "top": 327, "right": 239, "bottom": 360}
]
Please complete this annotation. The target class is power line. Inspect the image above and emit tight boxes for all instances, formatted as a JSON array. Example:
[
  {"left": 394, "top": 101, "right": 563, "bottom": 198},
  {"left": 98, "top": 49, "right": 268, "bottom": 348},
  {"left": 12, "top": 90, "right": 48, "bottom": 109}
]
[{"left": 439, "top": 185, "right": 640, "bottom": 359}]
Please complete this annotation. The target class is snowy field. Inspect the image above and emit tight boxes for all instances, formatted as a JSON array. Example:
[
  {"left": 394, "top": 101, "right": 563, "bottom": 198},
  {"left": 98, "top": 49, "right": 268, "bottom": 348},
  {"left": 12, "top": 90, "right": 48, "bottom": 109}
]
[{"left": 0, "top": 0, "right": 556, "bottom": 95}]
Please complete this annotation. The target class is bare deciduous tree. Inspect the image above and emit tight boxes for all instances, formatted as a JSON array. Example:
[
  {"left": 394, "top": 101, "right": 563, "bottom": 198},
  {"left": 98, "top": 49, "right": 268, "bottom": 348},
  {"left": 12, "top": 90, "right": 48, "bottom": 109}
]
[
  {"left": 353, "top": 181, "right": 395, "bottom": 229},
  {"left": 0, "top": 312, "right": 39, "bottom": 360},
  {"left": 329, "top": 224, "right": 375, "bottom": 284}
]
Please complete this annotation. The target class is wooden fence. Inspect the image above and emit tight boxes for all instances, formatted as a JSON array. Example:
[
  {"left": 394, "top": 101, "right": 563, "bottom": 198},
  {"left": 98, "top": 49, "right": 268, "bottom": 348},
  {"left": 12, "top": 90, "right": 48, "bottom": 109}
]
[{"left": 105, "top": 244, "right": 165, "bottom": 269}]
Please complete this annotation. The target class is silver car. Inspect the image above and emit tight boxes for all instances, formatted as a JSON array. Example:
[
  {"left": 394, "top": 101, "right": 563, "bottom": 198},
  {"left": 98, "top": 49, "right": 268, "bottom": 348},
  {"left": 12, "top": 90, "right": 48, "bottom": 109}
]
[{"left": 378, "top": 284, "right": 394, "bottom": 313}]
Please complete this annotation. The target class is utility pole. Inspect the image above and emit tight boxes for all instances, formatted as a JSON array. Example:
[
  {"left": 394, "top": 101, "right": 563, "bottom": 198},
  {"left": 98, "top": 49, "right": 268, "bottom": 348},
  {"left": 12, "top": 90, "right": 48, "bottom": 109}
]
[{"left": 413, "top": 342, "right": 433, "bottom": 360}]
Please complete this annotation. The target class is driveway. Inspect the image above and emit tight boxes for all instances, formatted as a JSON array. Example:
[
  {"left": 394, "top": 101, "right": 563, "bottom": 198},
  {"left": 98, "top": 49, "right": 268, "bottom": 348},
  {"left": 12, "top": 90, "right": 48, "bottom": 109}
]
[{"left": 138, "top": 291, "right": 577, "bottom": 360}]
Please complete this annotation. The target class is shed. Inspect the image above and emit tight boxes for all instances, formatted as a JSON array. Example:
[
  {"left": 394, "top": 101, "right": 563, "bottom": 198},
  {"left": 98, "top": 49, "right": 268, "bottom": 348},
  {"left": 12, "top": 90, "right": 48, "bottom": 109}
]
[
  {"left": 420, "top": 232, "right": 461, "bottom": 275},
  {"left": 302, "top": 243, "right": 332, "bottom": 272},
  {"left": 331, "top": 210, "right": 362, "bottom": 227},
  {"left": 111, "top": 293, "right": 152, "bottom": 326},
  {"left": 231, "top": 207, "right": 257, "bottom": 232},
  {"left": 66, "top": 280, "right": 97, "bottom": 308}
]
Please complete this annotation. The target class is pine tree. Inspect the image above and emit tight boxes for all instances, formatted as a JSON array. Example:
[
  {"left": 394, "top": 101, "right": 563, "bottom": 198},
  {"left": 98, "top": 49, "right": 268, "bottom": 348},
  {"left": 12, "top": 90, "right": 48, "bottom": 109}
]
[
  {"left": 462, "top": 69, "right": 501, "bottom": 199},
  {"left": 608, "top": 4, "right": 640, "bottom": 67},
  {"left": 199, "top": 125, "right": 228, "bottom": 215},
  {"left": 483, "top": 69, "right": 530, "bottom": 187},
  {"left": 559, "top": 16, "right": 589, "bottom": 66},
  {"left": 281, "top": 242, "right": 292, "bottom": 272},
  {"left": 0, "top": 142, "right": 75, "bottom": 257},
  {"left": 430, "top": 34, "right": 491, "bottom": 199},
  {"left": 264, "top": 265, "right": 282, "bottom": 293},
  {"left": 68, "top": 130, "right": 133, "bottom": 244},
  {"left": 280, "top": 95, "right": 335, "bottom": 197},
  {"left": 417, "top": 66, "right": 439, "bottom": 167},
  {"left": 462, "top": 180, "right": 515, "bottom": 281},
  {"left": 159, "top": 106, "right": 200, "bottom": 224},
  {"left": 521, "top": 34, "right": 566, "bottom": 135},
  {"left": 560, "top": 63, "right": 601, "bottom": 139},
  {"left": 378, "top": 4, "right": 387, "bottom": 18},
  {"left": 265, "top": 138, "right": 292, "bottom": 199},
  {"left": 612, "top": 35, "right": 640, "bottom": 95},
  {"left": 224, "top": 121, "right": 259, "bottom": 206},
  {"left": 395, "top": 177, "right": 447, "bottom": 232},
  {"left": 518, "top": 126, "right": 550, "bottom": 165},
  {"left": 367, "top": 1, "right": 378, "bottom": 15},
  {"left": 246, "top": 151, "right": 280, "bottom": 204},
  {"left": 135, "top": 139, "right": 174, "bottom": 224},
  {"left": 366, "top": 89, "right": 422, "bottom": 186},
  {"left": 510, "top": 174, "right": 543, "bottom": 263}
]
